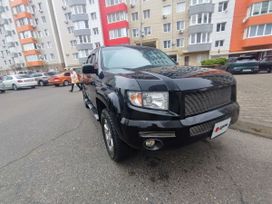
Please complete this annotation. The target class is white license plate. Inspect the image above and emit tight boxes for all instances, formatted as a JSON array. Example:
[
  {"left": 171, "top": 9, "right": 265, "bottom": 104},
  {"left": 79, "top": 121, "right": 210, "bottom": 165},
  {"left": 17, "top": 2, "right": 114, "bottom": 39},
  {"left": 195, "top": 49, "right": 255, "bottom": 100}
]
[
  {"left": 211, "top": 118, "right": 231, "bottom": 139},
  {"left": 243, "top": 69, "right": 252, "bottom": 72}
]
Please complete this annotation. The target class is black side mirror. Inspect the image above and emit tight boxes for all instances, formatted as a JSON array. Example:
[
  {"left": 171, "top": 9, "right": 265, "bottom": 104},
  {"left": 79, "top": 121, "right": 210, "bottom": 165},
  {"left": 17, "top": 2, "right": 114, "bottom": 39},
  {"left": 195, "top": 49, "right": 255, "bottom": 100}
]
[{"left": 82, "top": 64, "right": 97, "bottom": 74}]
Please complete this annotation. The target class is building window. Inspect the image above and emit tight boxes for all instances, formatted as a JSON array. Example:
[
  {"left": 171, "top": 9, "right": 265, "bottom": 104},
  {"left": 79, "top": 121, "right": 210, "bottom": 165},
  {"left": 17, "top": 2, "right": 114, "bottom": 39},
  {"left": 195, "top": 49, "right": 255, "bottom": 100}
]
[
  {"left": 93, "top": 27, "right": 99, "bottom": 35},
  {"left": 250, "top": 1, "right": 272, "bottom": 16},
  {"left": 132, "top": 28, "right": 139, "bottom": 37},
  {"left": 163, "top": 23, "right": 171, "bottom": 32},
  {"left": 109, "top": 28, "right": 128, "bottom": 39},
  {"left": 71, "top": 5, "right": 86, "bottom": 15},
  {"left": 95, "top": 42, "right": 100, "bottom": 48},
  {"left": 190, "top": 0, "right": 211, "bottom": 6},
  {"left": 47, "top": 42, "right": 52, "bottom": 48},
  {"left": 246, "top": 23, "right": 272, "bottom": 38},
  {"left": 190, "top": 13, "right": 212, "bottom": 25},
  {"left": 215, "top": 40, "right": 224, "bottom": 47},
  {"left": 143, "top": 9, "right": 150, "bottom": 19},
  {"left": 189, "top": 32, "right": 210, "bottom": 44},
  {"left": 79, "top": 49, "right": 91, "bottom": 58},
  {"left": 76, "top": 35, "right": 91, "bottom": 44},
  {"left": 177, "top": 20, "right": 184, "bottom": 30},
  {"left": 50, "top": 53, "right": 55, "bottom": 60},
  {"left": 68, "top": 26, "right": 74, "bottom": 33},
  {"left": 162, "top": 5, "right": 172, "bottom": 15},
  {"left": 70, "top": 40, "right": 77, "bottom": 46},
  {"left": 107, "top": 11, "right": 127, "bottom": 23},
  {"left": 176, "top": 38, "right": 184, "bottom": 47},
  {"left": 73, "top": 53, "right": 79, "bottom": 59},
  {"left": 143, "top": 26, "right": 151, "bottom": 36},
  {"left": 105, "top": 0, "right": 123, "bottom": 7},
  {"left": 44, "top": 29, "right": 49, "bottom": 36},
  {"left": 74, "top": 21, "right": 89, "bottom": 30},
  {"left": 23, "top": 43, "right": 37, "bottom": 51},
  {"left": 163, "top": 40, "right": 171, "bottom": 48},
  {"left": 176, "top": 2, "right": 185, "bottom": 13},
  {"left": 65, "top": 13, "right": 71, "bottom": 21},
  {"left": 41, "top": 16, "right": 46, "bottom": 23},
  {"left": 218, "top": 1, "right": 228, "bottom": 12},
  {"left": 26, "top": 55, "right": 39, "bottom": 62},
  {"left": 131, "top": 12, "right": 138, "bottom": 21},
  {"left": 90, "top": 12, "right": 97, "bottom": 20},
  {"left": 216, "top": 22, "right": 226, "bottom": 32}
]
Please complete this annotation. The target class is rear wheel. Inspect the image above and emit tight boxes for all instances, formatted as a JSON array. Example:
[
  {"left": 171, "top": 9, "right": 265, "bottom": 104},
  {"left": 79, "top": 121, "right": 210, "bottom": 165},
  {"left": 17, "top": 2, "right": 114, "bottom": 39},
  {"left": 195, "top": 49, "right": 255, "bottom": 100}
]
[
  {"left": 100, "top": 109, "right": 132, "bottom": 162},
  {"left": 31, "top": 86, "right": 36, "bottom": 89},
  {"left": 38, "top": 80, "right": 44, "bottom": 86},
  {"left": 12, "top": 84, "right": 18, "bottom": 91},
  {"left": 63, "top": 80, "right": 69, "bottom": 86},
  {"left": 0, "top": 90, "right": 5, "bottom": 93},
  {"left": 55, "top": 84, "right": 60, "bottom": 87},
  {"left": 268, "top": 68, "right": 272, "bottom": 73}
]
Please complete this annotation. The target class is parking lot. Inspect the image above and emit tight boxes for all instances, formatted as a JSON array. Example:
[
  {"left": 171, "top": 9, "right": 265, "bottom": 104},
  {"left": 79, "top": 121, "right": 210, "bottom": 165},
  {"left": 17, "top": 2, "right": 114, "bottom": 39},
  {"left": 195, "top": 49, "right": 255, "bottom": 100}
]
[{"left": 0, "top": 85, "right": 272, "bottom": 204}]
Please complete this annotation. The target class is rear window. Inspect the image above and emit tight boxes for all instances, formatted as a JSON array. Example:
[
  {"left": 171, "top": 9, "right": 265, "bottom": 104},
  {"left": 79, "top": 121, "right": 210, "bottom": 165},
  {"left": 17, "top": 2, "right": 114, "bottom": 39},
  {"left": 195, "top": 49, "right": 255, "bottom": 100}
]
[{"left": 236, "top": 58, "right": 257, "bottom": 63}]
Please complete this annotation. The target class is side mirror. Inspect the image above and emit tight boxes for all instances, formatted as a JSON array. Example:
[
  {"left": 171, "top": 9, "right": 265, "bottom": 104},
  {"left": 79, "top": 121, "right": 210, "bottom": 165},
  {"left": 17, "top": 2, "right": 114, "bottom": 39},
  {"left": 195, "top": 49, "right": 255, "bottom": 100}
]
[{"left": 82, "top": 64, "right": 97, "bottom": 74}]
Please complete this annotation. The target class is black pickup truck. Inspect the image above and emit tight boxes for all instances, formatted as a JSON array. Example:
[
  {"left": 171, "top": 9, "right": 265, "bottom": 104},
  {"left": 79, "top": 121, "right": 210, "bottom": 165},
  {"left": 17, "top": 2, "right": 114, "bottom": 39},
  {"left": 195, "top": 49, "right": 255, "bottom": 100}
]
[{"left": 82, "top": 46, "right": 239, "bottom": 162}]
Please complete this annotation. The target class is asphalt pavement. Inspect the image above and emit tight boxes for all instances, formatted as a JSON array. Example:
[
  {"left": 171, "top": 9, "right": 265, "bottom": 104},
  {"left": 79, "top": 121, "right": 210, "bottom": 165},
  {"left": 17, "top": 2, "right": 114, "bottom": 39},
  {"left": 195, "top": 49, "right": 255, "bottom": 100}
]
[{"left": 0, "top": 87, "right": 271, "bottom": 204}]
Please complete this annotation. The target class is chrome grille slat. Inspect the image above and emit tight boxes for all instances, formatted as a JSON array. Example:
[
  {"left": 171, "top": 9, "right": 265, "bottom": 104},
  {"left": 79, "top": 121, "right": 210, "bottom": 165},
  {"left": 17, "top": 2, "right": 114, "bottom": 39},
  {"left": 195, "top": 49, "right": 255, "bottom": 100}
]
[{"left": 185, "top": 87, "right": 232, "bottom": 117}]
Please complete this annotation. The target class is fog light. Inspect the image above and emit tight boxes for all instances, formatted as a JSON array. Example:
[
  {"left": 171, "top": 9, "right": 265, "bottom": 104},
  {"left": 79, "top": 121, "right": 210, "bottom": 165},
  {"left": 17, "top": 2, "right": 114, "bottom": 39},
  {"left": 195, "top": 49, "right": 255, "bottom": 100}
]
[{"left": 145, "top": 139, "right": 156, "bottom": 148}]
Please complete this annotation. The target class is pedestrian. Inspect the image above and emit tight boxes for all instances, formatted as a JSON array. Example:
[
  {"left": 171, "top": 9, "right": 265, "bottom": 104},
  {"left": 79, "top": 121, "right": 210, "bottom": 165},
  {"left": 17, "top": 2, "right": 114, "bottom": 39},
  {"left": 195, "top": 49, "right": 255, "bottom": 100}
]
[{"left": 70, "top": 68, "right": 82, "bottom": 92}]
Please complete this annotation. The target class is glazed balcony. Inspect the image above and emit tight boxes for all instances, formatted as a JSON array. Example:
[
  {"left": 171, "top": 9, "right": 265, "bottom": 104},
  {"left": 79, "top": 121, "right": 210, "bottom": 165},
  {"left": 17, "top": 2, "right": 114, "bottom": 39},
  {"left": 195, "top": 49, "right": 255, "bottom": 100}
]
[{"left": 189, "top": 3, "right": 214, "bottom": 15}]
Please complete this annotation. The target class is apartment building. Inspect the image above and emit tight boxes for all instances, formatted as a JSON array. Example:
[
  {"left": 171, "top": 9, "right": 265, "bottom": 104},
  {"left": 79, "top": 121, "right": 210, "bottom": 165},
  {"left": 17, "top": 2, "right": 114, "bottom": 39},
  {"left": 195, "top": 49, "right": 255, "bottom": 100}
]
[
  {"left": 9, "top": 0, "right": 65, "bottom": 71},
  {"left": 67, "top": 0, "right": 104, "bottom": 64},
  {"left": 128, "top": 0, "right": 187, "bottom": 64},
  {"left": 230, "top": 0, "right": 272, "bottom": 58},
  {"left": 99, "top": 0, "right": 130, "bottom": 46},
  {"left": 0, "top": 0, "right": 25, "bottom": 74},
  {"left": 207, "top": 0, "right": 235, "bottom": 58},
  {"left": 50, "top": 0, "right": 80, "bottom": 68}
]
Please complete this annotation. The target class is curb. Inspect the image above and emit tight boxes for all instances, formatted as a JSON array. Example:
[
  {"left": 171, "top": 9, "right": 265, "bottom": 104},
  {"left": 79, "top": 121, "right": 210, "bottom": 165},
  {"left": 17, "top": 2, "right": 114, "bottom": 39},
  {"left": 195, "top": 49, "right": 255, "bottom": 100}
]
[{"left": 230, "top": 120, "right": 272, "bottom": 139}]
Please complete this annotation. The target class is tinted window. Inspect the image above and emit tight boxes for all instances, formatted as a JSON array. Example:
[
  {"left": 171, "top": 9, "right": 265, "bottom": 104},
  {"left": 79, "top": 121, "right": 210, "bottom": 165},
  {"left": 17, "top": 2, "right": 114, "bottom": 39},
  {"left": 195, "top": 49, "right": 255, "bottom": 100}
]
[
  {"left": 64, "top": 72, "right": 70, "bottom": 76},
  {"left": 236, "top": 58, "right": 257, "bottom": 63},
  {"left": 102, "top": 47, "right": 175, "bottom": 69}
]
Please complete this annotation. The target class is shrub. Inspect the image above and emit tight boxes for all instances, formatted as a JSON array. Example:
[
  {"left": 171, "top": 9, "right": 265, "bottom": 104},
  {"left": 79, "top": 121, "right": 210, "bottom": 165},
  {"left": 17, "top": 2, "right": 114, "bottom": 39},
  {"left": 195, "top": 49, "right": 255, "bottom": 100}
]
[{"left": 201, "top": 58, "right": 227, "bottom": 66}]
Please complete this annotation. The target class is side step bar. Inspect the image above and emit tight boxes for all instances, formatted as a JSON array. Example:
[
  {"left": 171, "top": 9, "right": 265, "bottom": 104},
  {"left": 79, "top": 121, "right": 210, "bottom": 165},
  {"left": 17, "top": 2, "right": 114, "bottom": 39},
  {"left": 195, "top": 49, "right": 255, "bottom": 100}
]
[{"left": 85, "top": 99, "right": 99, "bottom": 121}]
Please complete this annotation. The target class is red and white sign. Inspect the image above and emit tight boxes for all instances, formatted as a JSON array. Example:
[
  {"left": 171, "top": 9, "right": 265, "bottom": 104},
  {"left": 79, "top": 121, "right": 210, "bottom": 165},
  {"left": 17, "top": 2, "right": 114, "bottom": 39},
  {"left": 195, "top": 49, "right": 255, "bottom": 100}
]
[{"left": 211, "top": 118, "right": 231, "bottom": 139}]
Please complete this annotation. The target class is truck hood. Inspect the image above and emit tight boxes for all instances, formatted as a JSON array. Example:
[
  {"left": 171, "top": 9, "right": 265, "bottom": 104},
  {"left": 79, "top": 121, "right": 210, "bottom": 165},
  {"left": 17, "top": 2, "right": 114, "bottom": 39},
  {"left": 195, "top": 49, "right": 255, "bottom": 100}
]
[{"left": 106, "top": 66, "right": 235, "bottom": 91}]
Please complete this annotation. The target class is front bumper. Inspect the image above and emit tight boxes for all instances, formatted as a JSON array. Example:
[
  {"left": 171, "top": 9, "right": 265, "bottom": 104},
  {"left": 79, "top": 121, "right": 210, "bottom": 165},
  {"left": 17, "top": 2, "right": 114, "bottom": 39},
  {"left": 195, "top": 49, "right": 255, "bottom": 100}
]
[{"left": 119, "top": 102, "right": 239, "bottom": 149}]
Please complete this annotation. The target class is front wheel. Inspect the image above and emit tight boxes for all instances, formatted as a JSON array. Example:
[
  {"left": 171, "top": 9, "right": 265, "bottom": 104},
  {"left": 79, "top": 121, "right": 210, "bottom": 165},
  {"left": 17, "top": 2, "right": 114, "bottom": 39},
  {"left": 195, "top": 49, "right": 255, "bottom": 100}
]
[
  {"left": 38, "top": 80, "right": 44, "bottom": 86},
  {"left": 100, "top": 109, "right": 132, "bottom": 162},
  {"left": 31, "top": 86, "right": 36, "bottom": 89},
  {"left": 63, "top": 80, "right": 69, "bottom": 86},
  {"left": 12, "top": 84, "right": 18, "bottom": 91}
]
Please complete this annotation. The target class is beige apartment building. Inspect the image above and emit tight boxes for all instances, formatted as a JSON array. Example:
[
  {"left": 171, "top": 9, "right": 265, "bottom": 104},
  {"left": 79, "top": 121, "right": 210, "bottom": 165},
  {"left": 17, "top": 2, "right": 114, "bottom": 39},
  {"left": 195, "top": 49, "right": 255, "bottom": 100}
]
[{"left": 128, "top": 0, "right": 235, "bottom": 66}]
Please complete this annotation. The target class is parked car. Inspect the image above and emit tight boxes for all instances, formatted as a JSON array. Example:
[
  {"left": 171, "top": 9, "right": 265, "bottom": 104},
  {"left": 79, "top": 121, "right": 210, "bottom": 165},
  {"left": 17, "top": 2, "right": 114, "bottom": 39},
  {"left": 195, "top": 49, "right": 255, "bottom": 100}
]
[
  {"left": 2, "top": 75, "right": 37, "bottom": 90},
  {"left": 0, "top": 76, "right": 6, "bottom": 93},
  {"left": 48, "top": 71, "right": 71, "bottom": 87},
  {"left": 259, "top": 56, "right": 272, "bottom": 73},
  {"left": 225, "top": 56, "right": 259, "bottom": 74},
  {"left": 31, "top": 73, "right": 49, "bottom": 86},
  {"left": 81, "top": 45, "right": 240, "bottom": 162}
]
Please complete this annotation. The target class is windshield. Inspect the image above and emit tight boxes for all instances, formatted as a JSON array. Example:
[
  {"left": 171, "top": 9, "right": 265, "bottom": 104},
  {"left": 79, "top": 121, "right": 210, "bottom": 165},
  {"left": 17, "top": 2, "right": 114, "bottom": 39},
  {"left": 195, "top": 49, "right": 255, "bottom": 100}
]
[
  {"left": 102, "top": 47, "right": 176, "bottom": 69},
  {"left": 236, "top": 58, "right": 257, "bottom": 63}
]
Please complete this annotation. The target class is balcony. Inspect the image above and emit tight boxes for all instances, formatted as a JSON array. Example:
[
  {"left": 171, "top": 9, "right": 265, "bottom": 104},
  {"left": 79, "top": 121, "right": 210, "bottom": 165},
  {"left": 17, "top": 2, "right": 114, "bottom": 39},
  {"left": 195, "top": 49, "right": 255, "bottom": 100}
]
[
  {"left": 71, "top": 13, "right": 88, "bottom": 22},
  {"left": 10, "top": 0, "right": 29, "bottom": 7},
  {"left": 242, "top": 35, "right": 272, "bottom": 48},
  {"left": 69, "top": 0, "right": 86, "bottom": 6},
  {"left": 14, "top": 11, "right": 32, "bottom": 20},
  {"left": 76, "top": 43, "right": 93, "bottom": 50},
  {"left": 23, "top": 50, "right": 40, "bottom": 56},
  {"left": 188, "top": 24, "right": 213, "bottom": 34},
  {"left": 20, "top": 37, "right": 37, "bottom": 44},
  {"left": 187, "top": 43, "right": 211, "bottom": 52},
  {"left": 26, "top": 60, "right": 44, "bottom": 67},
  {"left": 189, "top": 3, "right": 214, "bottom": 15},
  {"left": 73, "top": 29, "right": 91, "bottom": 36},
  {"left": 16, "top": 24, "right": 34, "bottom": 33}
]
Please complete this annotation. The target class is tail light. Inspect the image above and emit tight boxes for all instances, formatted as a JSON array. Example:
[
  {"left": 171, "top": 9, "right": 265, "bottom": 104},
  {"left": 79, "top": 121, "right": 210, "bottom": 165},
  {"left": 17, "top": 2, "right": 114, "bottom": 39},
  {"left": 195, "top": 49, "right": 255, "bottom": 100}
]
[{"left": 17, "top": 80, "right": 23, "bottom": 83}]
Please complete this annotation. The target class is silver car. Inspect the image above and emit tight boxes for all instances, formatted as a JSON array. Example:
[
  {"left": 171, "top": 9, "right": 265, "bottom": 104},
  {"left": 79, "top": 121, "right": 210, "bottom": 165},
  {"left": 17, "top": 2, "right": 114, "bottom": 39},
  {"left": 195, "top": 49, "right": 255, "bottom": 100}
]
[
  {"left": 0, "top": 77, "right": 6, "bottom": 93},
  {"left": 2, "top": 75, "right": 37, "bottom": 90}
]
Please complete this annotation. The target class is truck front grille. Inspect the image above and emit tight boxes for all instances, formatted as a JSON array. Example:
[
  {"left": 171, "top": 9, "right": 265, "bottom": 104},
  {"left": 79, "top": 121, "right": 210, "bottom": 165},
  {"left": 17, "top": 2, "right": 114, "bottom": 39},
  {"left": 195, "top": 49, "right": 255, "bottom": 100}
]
[{"left": 185, "top": 86, "right": 232, "bottom": 117}]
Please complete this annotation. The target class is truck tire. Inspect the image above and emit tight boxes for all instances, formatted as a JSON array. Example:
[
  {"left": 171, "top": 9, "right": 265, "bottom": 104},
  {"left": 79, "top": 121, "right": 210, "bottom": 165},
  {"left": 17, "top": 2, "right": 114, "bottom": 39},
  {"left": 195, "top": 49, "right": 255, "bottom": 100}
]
[{"left": 100, "top": 109, "right": 131, "bottom": 162}]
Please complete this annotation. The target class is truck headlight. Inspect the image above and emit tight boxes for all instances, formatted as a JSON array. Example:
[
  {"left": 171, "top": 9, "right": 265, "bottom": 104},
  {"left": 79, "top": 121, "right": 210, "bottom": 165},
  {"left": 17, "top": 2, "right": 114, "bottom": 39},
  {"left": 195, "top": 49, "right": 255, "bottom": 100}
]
[{"left": 127, "top": 91, "right": 169, "bottom": 110}]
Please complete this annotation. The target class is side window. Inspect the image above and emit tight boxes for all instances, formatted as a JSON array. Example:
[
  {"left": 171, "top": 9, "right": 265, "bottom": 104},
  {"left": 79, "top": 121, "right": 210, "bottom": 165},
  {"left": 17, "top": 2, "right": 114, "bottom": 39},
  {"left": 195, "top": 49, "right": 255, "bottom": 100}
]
[{"left": 64, "top": 72, "right": 70, "bottom": 76}]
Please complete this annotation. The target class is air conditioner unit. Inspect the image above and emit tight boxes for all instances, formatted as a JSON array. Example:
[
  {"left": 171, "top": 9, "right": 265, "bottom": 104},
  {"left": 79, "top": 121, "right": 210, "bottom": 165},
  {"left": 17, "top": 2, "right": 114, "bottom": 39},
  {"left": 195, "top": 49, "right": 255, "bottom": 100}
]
[
  {"left": 64, "top": 20, "right": 69, "bottom": 24},
  {"left": 39, "top": 9, "right": 43, "bottom": 13},
  {"left": 62, "top": 5, "right": 67, "bottom": 10},
  {"left": 130, "top": 4, "right": 135, "bottom": 8},
  {"left": 162, "top": 15, "right": 167, "bottom": 19},
  {"left": 179, "top": 30, "right": 184, "bottom": 34}
]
